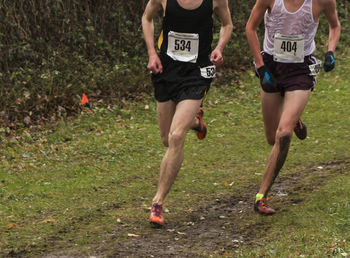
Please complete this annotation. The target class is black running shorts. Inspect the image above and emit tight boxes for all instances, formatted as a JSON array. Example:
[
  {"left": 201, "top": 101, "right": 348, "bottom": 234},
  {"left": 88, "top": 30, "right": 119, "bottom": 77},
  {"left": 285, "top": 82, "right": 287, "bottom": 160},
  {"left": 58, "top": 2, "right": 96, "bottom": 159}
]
[
  {"left": 151, "top": 55, "right": 213, "bottom": 103},
  {"left": 262, "top": 52, "right": 317, "bottom": 95}
]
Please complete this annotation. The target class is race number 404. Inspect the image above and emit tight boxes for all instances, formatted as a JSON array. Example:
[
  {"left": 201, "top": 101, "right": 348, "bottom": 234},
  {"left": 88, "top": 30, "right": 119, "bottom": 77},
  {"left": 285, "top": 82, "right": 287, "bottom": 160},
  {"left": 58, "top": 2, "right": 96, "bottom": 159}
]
[
  {"left": 280, "top": 40, "right": 297, "bottom": 53},
  {"left": 273, "top": 33, "right": 304, "bottom": 63}
]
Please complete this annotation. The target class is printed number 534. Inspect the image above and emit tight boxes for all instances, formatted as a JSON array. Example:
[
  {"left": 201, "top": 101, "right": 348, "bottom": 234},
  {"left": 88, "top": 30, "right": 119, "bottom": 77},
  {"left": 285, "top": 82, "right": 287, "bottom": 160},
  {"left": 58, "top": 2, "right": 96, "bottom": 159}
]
[{"left": 174, "top": 39, "right": 191, "bottom": 52}]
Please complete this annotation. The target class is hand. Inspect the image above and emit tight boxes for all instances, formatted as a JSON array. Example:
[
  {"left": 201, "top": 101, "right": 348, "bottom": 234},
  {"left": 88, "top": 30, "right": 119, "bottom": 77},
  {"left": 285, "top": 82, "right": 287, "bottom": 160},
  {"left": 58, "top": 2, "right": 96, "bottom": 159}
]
[
  {"left": 210, "top": 48, "right": 224, "bottom": 67},
  {"left": 147, "top": 54, "right": 163, "bottom": 74},
  {"left": 256, "top": 65, "right": 278, "bottom": 92},
  {"left": 324, "top": 51, "right": 335, "bottom": 72}
]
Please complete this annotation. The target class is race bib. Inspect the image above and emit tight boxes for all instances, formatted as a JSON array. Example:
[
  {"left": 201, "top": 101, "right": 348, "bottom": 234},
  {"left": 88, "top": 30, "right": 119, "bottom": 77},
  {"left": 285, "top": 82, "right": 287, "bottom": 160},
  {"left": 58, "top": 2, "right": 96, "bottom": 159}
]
[
  {"left": 309, "top": 59, "right": 322, "bottom": 76},
  {"left": 274, "top": 33, "right": 304, "bottom": 63},
  {"left": 167, "top": 31, "right": 199, "bottom": 63},
  {"left": 200, "top": 65, "right": 216, "bottom": 79}
]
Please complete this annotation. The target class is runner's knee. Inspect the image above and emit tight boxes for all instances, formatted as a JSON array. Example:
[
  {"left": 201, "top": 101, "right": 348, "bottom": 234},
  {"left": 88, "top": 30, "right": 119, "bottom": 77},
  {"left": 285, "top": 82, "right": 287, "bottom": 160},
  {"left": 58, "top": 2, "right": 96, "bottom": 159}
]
[
  {"left": 275, "top": 127, "right": 292, "bottom": 143},
  {"left": 168, "top": 130, "right": 186, "bottom": 149}
]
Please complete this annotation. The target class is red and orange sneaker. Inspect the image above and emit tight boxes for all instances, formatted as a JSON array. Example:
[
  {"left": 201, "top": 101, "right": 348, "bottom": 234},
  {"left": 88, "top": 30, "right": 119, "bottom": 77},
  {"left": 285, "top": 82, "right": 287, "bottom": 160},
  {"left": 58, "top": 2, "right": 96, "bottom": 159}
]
[
  {"left": 254, "top": 198, "right": 276, "bottom": 215},
  {"left": 193, "top": 108, "right": 207, "bottom": 140},
  {"left": 294, "top": 119, "right": 307, "bottom": 140},
  {"left": 149, "top": 203, "right": 164, "bottom": 226}
]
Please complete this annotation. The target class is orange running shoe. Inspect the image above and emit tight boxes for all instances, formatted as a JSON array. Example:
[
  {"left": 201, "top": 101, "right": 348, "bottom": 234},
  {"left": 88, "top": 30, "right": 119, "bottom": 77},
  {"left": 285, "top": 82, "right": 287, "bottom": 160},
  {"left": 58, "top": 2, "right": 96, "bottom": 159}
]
[
  {"left": 294, "top": 119, "right": 307, "bottom": 140},
  {"left": 254, "top": 198, "right": 276, "bottom": 215},
  {"left": 193, "top": 108, "right": 207, "bottom": 140},
  {"left": 149, "top": 203, "right": 164, "bottom": 226}
]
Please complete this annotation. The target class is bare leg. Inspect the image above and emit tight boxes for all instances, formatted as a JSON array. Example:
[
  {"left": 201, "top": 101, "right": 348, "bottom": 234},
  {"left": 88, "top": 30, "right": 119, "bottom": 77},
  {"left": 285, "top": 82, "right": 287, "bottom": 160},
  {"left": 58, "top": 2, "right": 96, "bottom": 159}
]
[
  {"left": 153, "top": 99, "right": 202, "bottom": 205},
  {"left": 258, "top": 90, "right": 311, "bottom": 196},
  {"left": 157, "top": 101, "right": 176, "bottom": 147},
  {"left": 260, "top": 90, "right": 284, "bottom": 145}
]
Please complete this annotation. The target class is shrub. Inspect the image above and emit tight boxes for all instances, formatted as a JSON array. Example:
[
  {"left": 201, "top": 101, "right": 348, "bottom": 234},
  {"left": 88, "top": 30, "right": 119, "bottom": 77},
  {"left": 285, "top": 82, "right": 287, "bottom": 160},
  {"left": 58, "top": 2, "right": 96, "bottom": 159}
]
[{"left": 0, "top": 0, "right": 348, "bottom": 128}]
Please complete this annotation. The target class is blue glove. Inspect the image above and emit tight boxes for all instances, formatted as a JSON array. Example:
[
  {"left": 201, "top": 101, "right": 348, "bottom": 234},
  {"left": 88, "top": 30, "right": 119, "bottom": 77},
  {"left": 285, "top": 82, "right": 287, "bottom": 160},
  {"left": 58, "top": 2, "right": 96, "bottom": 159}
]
[
  {"left": 324, "top": 51, "right": 335, "bottom": 72},
  {"left": 256, "top": 65, "right": 278, "bottom": 92}
]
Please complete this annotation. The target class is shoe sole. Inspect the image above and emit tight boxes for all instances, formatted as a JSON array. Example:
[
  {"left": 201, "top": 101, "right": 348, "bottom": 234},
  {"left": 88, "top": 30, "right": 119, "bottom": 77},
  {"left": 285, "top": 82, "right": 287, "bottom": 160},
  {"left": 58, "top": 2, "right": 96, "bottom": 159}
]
[
  {"left": 294, "top": 121, "right": 307, "bottom": 140},
  {"left": 254, "top": 202, "right": 276, "bottom": 215},
  {"left": 254, "top": 209, "right": 275, "bottom": 215},
  {"left": 149, "top": 221, "right": 163, "bottom": 227}
]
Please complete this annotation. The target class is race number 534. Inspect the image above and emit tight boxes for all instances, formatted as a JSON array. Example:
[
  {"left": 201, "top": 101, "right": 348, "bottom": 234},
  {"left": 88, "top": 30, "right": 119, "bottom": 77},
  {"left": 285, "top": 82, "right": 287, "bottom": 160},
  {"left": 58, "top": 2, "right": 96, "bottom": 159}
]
[
  {"left": 167, "top": 31, "right": 199, "bottom": 63},
  {"left": 174, "top": 39, "right": 191, "bottom": 52}
]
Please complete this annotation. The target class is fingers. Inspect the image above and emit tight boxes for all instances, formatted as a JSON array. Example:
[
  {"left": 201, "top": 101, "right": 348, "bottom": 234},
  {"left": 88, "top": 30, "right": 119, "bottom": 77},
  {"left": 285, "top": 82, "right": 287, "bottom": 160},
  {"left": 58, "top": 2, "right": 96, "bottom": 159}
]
[
  {"left": 147, "top": 57, "right": 163, "bottom": 74},
  {"left": 211, "top": 57, "right": 223, "bottom": 67},
  {"left": 210, "top": 50, "right": 224, "bottom": 67},
  {"left": 155, "top": 63, "right": 163, "bottom": 74},
  {"left": 257, "top": 65, "right": 279, "bottom": 92},
  {"left": 323, "top": 51, "right": 335, "bottom": 72},
  {"left": 148, "top": 63, "right": 163, "bottom": 74}
]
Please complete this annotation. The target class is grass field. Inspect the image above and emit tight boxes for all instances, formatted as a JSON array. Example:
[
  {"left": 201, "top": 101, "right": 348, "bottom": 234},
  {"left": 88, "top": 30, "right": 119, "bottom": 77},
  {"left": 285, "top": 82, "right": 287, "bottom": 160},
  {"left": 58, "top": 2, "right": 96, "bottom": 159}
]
[{"left": 0, "top": 49, "right": 350, "bottom": 257}]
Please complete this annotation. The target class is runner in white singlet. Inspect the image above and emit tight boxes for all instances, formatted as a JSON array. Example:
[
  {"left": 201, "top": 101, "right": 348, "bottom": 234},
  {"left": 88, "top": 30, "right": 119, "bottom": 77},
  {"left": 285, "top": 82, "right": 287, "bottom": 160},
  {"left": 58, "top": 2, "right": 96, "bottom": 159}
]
[{"left": 246, "top": 0, "right": 341, "bottom": 215}]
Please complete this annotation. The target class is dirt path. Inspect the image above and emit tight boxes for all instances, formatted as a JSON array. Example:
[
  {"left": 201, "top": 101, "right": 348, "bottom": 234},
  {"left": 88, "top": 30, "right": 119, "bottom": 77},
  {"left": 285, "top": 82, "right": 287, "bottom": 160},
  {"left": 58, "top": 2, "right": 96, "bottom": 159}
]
[{"left": 44, "top": 159, "right": 350, "bottom": 257}]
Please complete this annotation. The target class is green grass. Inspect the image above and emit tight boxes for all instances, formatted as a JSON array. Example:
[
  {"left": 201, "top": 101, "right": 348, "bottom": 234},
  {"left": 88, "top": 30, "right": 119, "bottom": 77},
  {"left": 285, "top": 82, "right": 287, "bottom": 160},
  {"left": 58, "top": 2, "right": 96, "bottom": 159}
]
[
  {"left": 238, "top": 174, "right": 350, "bottom": 257},
  {"left": 0, "top": 50, "right": 350, "bottom": 256}
]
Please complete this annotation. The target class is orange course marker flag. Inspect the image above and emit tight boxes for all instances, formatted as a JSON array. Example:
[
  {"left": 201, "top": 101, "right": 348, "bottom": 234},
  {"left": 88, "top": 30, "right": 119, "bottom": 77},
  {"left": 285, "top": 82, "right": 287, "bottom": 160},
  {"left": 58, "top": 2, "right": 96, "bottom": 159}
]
[{"left": 81, "top": 93, "right": 89, "bottom": 106}]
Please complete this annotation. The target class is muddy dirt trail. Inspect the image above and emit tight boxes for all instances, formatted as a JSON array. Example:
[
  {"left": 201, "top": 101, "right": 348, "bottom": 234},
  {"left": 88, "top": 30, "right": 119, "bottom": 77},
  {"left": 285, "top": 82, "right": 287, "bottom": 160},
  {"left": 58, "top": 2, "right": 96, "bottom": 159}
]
[{"left": 45, "top": 160, "right": 349, "bottom": 258}]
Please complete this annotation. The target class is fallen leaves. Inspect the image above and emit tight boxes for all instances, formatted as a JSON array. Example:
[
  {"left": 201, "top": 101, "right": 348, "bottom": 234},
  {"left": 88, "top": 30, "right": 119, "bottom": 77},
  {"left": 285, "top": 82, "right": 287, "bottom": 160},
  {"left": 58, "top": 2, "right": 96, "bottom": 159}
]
[
  {"left": 5, "top": 223, "right": 16, "bottom": 230},
  {"left": 127, "top": 233, "right": 140, "bottom": 237},
  {"left": 41, "top": 218, "right": 56, "bottom": 223},
  {"left": 224, "top": 181, "right": 234, "bottom": 187}
]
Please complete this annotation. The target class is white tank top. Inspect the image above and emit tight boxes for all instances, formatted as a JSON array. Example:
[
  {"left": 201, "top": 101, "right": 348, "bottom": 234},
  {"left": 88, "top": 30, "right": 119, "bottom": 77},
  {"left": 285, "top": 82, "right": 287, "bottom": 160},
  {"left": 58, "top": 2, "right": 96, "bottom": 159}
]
[{"left": 263, "top": 0, "right": 319, "bottom": 58}]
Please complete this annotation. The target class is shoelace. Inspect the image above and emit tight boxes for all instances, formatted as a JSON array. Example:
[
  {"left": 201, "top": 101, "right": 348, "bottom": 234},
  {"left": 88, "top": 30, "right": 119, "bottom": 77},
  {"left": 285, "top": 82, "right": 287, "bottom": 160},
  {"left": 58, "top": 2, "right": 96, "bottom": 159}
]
[
  {"left": 259, "top": 197, "right": 272, "bottom": 209},
  {"left": 152, "top": 204, "right": 162, "bottom": 217}
]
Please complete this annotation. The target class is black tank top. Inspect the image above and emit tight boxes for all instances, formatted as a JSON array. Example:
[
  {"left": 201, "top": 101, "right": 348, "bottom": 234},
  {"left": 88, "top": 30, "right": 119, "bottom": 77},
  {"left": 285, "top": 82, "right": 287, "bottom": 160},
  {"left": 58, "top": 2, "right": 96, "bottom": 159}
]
[{"left": 159, "top": 0, "right": 213, "bottom": 66}]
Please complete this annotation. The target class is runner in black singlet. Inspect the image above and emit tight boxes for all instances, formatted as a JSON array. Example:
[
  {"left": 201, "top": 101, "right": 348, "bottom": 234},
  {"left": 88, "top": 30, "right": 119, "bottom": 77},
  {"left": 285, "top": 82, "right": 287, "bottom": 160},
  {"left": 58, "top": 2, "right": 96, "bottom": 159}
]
[{"left": 142, "top": 0, "right": 233, "bottom": 226}]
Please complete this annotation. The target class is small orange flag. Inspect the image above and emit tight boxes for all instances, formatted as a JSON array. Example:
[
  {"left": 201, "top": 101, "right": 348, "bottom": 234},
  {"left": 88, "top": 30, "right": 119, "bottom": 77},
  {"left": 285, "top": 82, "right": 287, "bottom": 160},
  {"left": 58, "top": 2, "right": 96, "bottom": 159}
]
[{"left": 81, "top": 93, "right": 89, "bottom": 106}]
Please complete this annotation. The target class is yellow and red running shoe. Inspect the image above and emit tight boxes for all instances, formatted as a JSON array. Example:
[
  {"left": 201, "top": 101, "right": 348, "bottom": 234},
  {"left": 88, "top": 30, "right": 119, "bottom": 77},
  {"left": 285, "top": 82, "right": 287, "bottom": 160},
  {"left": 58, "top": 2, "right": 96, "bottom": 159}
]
[
  {"left": 149, "top": 203, "right": 164, "bottom": 226},
  {"left": 193, "top": 108, "right": 207, "bottom": 140},
  {"left": 254, "top": 198, "right": 276, "bottom": 215}
]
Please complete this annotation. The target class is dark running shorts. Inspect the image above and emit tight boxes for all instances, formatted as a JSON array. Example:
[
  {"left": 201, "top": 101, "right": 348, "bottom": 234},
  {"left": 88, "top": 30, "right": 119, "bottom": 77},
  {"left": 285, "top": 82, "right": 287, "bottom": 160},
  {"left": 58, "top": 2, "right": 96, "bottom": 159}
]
[
  {"left": 151, "top": 55, "right": 213, "bottom": 103},
  {"left": 262, "top": 51, "right": 317, "bottom": 95}
]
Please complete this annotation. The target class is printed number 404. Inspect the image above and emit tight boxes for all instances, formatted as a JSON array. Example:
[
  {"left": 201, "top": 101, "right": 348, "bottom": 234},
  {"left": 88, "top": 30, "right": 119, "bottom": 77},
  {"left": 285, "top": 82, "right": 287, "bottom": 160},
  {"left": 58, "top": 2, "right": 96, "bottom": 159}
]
[{"left": 281, "top": 41, "right": 297, "bottom": 53}]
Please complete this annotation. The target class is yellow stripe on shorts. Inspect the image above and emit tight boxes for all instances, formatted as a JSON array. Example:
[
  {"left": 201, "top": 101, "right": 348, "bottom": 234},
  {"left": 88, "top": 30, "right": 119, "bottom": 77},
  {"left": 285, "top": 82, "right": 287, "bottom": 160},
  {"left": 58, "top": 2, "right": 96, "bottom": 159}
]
[{"left": 157, "top": 30, "right": 163, "bottom": 50}]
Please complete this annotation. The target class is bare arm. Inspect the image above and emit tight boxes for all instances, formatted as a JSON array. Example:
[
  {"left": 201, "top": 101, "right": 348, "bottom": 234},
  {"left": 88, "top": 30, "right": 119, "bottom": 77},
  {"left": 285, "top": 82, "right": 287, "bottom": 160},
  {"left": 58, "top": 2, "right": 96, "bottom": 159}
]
[
  {"left": 142, "top": 0, "right": 163, "bottom": 73},
  {"left": 245, "top": 0, "right": 272, "bottom": 68},
  {"left": 211, "top": 0, "right": 233, "bottom": 66},
  {"left": 322, "top": 0, "right": 341, "bottom": 52}
]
